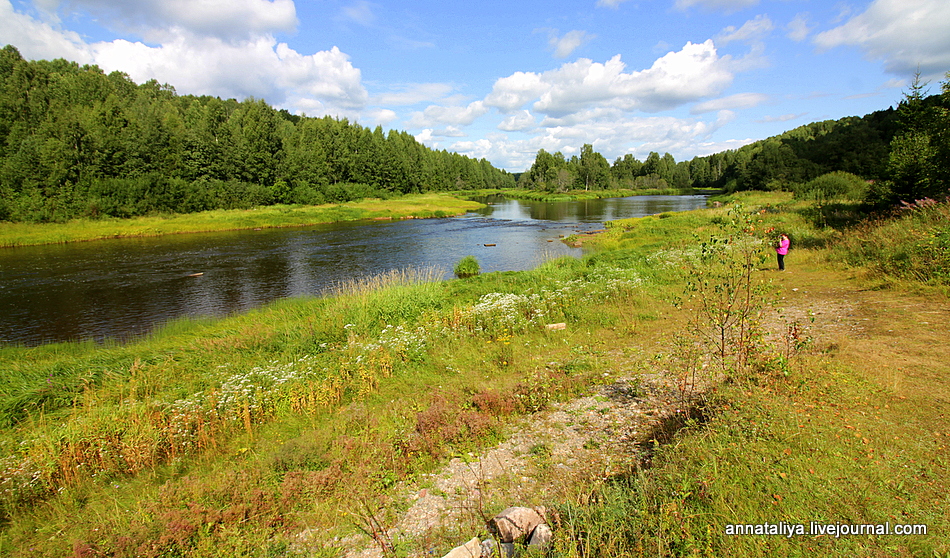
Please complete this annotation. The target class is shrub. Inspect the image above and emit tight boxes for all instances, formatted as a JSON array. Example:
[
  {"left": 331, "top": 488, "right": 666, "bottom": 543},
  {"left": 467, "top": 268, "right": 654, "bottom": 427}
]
[{"left": 454, "top": 255, "right": 481, "bottom": 278}]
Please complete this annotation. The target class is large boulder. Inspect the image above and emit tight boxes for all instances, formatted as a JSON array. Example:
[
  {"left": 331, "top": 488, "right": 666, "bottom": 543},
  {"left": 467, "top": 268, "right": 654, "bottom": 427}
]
[
  {"left": 492, "top": 507, "right": 544, "bottom": 543},
  {"left": 528, "top": 523, "right": 553, "bottom": 549}
]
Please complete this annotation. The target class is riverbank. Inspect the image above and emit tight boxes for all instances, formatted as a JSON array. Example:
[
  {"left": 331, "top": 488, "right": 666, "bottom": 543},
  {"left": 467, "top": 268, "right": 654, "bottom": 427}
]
[
  {"left": 1, "top": 192, "right": 947, "bottom": 557},
  {"left": 0, "top": 193, "right": 485, "bottom": 248},
  {"left": 455, "top": 187, "right": 715, "bottom": 202}
]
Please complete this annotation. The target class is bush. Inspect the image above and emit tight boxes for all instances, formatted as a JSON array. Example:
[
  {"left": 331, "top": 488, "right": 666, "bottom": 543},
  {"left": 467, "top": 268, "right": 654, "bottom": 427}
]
[{"left": 454, "top": 255, "right": 481, "bottom": 278}]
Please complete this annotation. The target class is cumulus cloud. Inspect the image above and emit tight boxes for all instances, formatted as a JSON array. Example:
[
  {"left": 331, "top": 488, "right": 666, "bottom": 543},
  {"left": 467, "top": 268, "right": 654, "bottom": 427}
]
[
  {"left": 675, "top": 0, "right": 760, "bottom": 14},
  {"left": 0, "top": 0, "right": 92, "bottom": 62},
  {"left": 484, "top": 71, "right": 548, "bottom": 114},
  {"left": 406, "top": 101, "right": 489, "bottom": 128},
  {"left": 691, "top": 92, "right": 769, "bottom": 114},
  {"left": 814, "top": 0, "right": 950, "bottom": 78},
  {"left": 498, "top": 110, "right": 536, "bottom": 132},
  {"left": 549, "top": 30, "right": 594, "bottom": 59},
  {"left": 90, "top": 36, "right": 367, "bottom": 113},
  {"left": 2, "top": 0, "right": 370, "bottom": 117},
  {"left": 451, "top": 111, "right": 739, "bottom": 171},
  {"left": 485, "top": 40, "right": 734, "bottom": 119},
  {"left": 39, "top": 0, "right": 297, "bottom": 42}
]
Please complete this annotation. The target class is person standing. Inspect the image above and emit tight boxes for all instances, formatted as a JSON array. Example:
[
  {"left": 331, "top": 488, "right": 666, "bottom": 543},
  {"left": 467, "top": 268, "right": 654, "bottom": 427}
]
[{"left": 776, "top": 233, "right": 790, "bottom": 271}]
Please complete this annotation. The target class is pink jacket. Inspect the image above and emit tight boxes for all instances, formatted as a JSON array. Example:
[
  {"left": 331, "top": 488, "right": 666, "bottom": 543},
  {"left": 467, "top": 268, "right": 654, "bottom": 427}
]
[{"left": 776, "top": 236, "right": 790, "bottom": 255}]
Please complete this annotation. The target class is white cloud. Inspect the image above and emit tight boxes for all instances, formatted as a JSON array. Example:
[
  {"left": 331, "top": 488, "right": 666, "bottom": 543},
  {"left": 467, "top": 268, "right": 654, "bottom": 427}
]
[
  {"left": 341, "top": 1, "right": 376, "bottom": 26},
  {"left": 493, "top": 40, "right": 733, "bottom": 117},
  {"left": 498, "top": 110, "right": 536, "bottom": 132},
  {"left": 786, "top": 13, "right": 812, "bottom": 42},
  {"left": 373, "top": 83, "right": 455, "bottom": 106},
  {"left": 0, "top": 0, "right": 92, "bottom": 62},
  {"left": 484, "top": 71, "right": 548, "bottom": 113},
  {"left": 756, "top": 113, "right": 807, "bottom": 123},
  {"left": 1, "top": 1, "right": 369, "bottom": 117},
  {"left": 549, "top": 30, "right": 594, "bottom": 59},
  {"left": 814, "top": 0, "right": 950, "bottom": 78},
  {"left": 453, "top": 111, "right": 738, "bottom": 171},
  {"left": 675, "top": 0, "right": 760, "bottom": 14},
  {"left": 89, "top": 36, "right": 367, "bottom": 114},
  {"left": 716, "top": 14, "right": 773, "bottom": 45},
  {"left": 42, "top": 0, "right": 297, "bottom": 42},
  {"left": 406, "top": 101, "right": 489, "bottom": 128},
  {"left": 691, "top": 92, "right": 770, "bottom": 113},
  {"left": 596, "top": 0, "right": 631, "bottom": 7}
]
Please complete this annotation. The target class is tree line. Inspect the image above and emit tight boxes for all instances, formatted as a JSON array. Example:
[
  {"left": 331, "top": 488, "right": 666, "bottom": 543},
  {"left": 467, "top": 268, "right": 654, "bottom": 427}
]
[
  {"left": 520, "top": 72, "right": 950, "bottom": 209},
  {"left": 0, "top": 45, "right": 515, "bottom": 223}
]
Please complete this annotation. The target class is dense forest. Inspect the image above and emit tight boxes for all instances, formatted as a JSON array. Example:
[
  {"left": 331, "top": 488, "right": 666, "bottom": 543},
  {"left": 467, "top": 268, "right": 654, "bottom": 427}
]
[
  {"left": 0, "top": 45, "right": 515, "bottom": 223},
  {"left": 520, "top": 73, "right": 950, "bottom": 209},
  {"left": 2, "top": 43, "right": 948, "bottom": 225}
]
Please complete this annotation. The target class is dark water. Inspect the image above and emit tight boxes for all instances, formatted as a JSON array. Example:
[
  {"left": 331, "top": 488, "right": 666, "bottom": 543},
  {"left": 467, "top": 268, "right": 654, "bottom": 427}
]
[{"left": 0, "top": 195, "right": 707, "bottom": 346}]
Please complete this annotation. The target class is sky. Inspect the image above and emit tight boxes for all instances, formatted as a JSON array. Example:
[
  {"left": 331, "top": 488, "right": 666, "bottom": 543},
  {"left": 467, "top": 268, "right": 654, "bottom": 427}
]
[{"left": 2, "top": 0, "right": 950, "bottom": 172}]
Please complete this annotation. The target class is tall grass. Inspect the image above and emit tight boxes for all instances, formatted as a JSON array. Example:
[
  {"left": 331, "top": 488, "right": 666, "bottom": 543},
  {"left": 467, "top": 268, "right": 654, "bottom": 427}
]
[
  {"left": 832, "top": 197, "right": 950, "bottom": 285},
  {"left": 0, "top": 240, "right": 652, "bottom": 556}
]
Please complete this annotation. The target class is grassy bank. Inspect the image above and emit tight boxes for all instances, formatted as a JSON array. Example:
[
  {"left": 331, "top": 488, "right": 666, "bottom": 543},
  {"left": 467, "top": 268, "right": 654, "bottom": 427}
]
[
  {"left": 455, "top": 187, "right": 707, "bottom": 202},
  {"left": 0, "top": 193, "right": 484, "bottom": 248},
  {"left": 1, "top": 191, "right": 947, "bottom": 557},
  {"left": 554, "top": 192, "right": 950, "bottom": 557}
]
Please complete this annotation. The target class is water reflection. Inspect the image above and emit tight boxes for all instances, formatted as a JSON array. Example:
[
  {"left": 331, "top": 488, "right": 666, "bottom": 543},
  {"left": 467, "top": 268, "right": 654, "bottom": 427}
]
[{"left": 0, "top": 195, "right": 707, "bottom": 346}]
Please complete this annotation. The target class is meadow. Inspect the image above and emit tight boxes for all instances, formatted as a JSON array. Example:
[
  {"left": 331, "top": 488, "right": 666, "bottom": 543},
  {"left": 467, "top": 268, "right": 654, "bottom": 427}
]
[
  {"left": 0, "top": 193, "right": 484, "bottom": 247},
  {"left": 0, "top": 191, "right": 947, "bottom": 557}
]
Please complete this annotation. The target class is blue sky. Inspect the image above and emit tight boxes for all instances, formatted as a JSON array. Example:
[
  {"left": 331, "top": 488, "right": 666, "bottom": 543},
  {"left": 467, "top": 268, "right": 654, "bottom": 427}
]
[{"left": 2, "top": 0, "right": 949, "bottom": 171}]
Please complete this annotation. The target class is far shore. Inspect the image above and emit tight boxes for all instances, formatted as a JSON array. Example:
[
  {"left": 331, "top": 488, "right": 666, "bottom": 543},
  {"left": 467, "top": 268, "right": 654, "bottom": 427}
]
[{"left": 0, "top": 193, "right": 485, "bottom": 248}]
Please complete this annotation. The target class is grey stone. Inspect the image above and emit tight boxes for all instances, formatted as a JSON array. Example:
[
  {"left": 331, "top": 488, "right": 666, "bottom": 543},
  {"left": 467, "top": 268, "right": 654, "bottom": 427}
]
[
  {"left": 528, "top": 523, "right": 553, "bottom": 549},
  {"left": 441, "top": 536, "right": 482, "bottom": 558},
  {"left": 493, "top": 506, "right": 544, "bottom": 543}
]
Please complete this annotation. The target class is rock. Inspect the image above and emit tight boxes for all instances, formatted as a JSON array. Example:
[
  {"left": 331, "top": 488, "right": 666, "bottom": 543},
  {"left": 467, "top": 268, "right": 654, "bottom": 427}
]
[
  {"left": 442, "top": 536, "right": 482, "bottom": 558},
  {"left": 480, "top": 538, "right": 519, "bottom": 558},
  {"left": 545, "top": 323, "right": 566, "bottom": 331},
  {"left": 528, "top": 523, "right": 553, "bottom": 549},
  {"left": 493, "top": 507, "right": 544, "bottom": 543}
]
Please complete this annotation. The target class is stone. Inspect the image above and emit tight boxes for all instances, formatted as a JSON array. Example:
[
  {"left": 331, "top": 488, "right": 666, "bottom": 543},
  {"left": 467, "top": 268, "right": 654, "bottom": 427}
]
[
  {"left": 528, "top": 523, "right": 553, "bottom": 549},
  {"left": 481, "top": 538, "right": 519, "bottom": 558},
  {"left": 441, "top": 536, "right": 482, "bottom": 558},
  {"left": 545, "top": 323, "right": 566, "bottom": 331},
  {"left": 493, "top": 506, "right": 544, "bottom": 543}
]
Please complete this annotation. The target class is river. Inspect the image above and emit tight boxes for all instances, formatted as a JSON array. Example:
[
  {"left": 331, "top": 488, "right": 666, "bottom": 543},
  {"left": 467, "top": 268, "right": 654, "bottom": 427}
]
[{"left": 0, "top": 194, "right": 708, "bottom": 346}]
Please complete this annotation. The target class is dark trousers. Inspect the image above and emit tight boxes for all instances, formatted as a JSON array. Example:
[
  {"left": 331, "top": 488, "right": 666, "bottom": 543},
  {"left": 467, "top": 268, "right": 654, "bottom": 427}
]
[{"left": 777, "top": 253, "right": 785, "bottom": 271}]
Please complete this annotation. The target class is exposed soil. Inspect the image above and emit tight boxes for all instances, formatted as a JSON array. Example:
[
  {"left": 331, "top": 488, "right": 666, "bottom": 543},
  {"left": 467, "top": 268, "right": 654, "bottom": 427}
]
[{"left": 337, "top": 368, "right": 686, "bottom": 558}]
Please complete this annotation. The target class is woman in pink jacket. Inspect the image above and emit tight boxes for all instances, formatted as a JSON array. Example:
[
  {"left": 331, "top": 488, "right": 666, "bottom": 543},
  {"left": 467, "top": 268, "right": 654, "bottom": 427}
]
[{"left": 776, "top": 233, "right": 790, "bottom": 271}]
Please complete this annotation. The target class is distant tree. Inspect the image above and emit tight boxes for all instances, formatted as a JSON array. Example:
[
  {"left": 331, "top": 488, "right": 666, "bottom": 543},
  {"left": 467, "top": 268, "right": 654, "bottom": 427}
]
[
  {"left": 575, "top": 144, "right": 611, "bottom": 190},
  {"left": 867, "top": 71, "right": 950, "bottom": 207}
]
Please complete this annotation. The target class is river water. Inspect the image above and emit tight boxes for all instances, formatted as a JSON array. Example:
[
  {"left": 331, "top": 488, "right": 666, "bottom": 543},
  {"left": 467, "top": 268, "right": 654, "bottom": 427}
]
[{"left": 0, "top": 195, "right": 707, "bottom": 346}]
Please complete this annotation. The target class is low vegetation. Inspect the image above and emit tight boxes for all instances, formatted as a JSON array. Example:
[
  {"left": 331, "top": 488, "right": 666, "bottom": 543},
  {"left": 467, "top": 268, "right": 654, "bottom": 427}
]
[
  {"left": 0, "top": 193, "right": 484, "bottom": 247},
  {"left": 1, "top": 190, "right": 947, "bottom": 557}
]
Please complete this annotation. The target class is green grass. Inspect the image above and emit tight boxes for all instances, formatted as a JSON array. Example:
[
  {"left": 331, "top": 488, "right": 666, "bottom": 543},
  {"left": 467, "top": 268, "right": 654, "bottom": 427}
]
[
  {"left": 0, "top": 193, "right": 485, "bottom": 247},
  {"left": 455, "top": 187, "right": 698, "bottom": 202},
  {"left": 1, "top": 191, "right": 947, "bottom": 557}
]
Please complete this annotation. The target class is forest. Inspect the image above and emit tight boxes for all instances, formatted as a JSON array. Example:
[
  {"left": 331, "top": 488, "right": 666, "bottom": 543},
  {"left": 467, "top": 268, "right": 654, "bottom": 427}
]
[
  {"left": 2, "top": 42, "right": 948, "bottom": 225},
  {"left": 519, "top": 73, "right": 950, "bottom": 209},
  {"left": 0, "top": 45, "right": 515, "bottom": 223}
]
